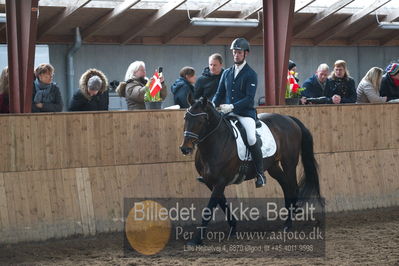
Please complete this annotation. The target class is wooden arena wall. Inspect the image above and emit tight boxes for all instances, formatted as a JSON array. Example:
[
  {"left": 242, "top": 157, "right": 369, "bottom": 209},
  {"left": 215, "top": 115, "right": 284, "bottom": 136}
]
[{"left": 0, "top": 104, "right": 398, "bottom": 243}]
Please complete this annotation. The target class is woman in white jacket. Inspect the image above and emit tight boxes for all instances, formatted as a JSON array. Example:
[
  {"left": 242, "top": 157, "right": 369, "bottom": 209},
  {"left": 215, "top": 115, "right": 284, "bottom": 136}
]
[{"left": 356, "top": 67, "right": 386, "bottom": 103}]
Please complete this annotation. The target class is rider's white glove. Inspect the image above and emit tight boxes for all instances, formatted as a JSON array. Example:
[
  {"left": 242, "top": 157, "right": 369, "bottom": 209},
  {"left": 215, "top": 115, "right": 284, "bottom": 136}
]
[{"left": 220, "top": 104, "right": 234, "bottom": 113}]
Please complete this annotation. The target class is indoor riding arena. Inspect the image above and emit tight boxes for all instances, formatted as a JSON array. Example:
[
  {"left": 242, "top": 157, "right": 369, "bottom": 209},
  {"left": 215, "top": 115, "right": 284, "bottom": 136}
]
[
  {"left": 0, "top": 104, "right": 398, "bottom": 265},
  {"left": 0, "top": 0, "right": 399, "bottom": 265}
]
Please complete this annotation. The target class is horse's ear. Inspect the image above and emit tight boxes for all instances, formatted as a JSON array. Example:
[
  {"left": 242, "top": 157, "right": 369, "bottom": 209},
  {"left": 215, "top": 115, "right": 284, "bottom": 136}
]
[
  {"left": 187, "top": 92, "right": 195, "bottom": 106},
  {"left": 202, "top": 96, "right": 208, "bottom": 105},
  {"left": 199, "top": 96, "right": 208, "bottom": 106}
]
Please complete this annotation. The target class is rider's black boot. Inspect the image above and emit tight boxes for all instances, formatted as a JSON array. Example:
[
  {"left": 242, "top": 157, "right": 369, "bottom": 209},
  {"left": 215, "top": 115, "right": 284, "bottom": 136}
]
[{"left": 249, "top": 140, "right": 266, "bottom": 188}]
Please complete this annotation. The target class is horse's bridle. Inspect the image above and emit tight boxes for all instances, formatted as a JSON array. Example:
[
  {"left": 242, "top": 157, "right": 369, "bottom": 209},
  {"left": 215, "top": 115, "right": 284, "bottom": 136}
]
[{"left": 183, "top": 109, "right": 225, "bottom": 144}]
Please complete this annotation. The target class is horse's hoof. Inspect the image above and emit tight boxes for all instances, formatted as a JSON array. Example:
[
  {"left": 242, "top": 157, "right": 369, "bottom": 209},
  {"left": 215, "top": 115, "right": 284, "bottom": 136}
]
[
  {"left": 283, "top": 221, "right": 293, "bottom": 231},
  {"left": 228, "top": 228, "right": 237, "bottom": 239},
  {"left": 255, "top": 182, "right": 265, "bottom": 188}
]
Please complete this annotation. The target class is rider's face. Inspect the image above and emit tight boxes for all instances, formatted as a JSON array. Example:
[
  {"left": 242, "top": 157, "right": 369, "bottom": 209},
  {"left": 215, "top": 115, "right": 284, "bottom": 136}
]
[{"left": 232, "top": 50, "right": 246, "bottom": 65}]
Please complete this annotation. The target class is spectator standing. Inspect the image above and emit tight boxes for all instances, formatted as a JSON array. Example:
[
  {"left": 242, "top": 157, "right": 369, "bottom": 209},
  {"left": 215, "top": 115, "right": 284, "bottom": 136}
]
[
  {"left": 325, "top": 60, "right": 356, "bottom": 104},
  {"left": 0, "top": 66, "right": 9, "bottom": 113},
  {"left": 194, "top": 53, "right": 224, "bottom": 100},
  {"left": 356, "top": 67, "right": 386, "bottom": 104},
  {"left": 32, "top": 63, "right": 63, "bottom": 112},
  {"left": 380, "top": 63, "right": 399, "bottom": 101},
  {"left": 288, "top": 60, "right": 299, "bottom": 83},
  {"left": 116, "top": 61, "right": 167, "bottom": 110},
  {"left": 69, "top": 69, "right": 109, "bottom": 111},
  {"left": 300, "top": 63, "right": 331, "bottom": 104},
  {"left": 171, "top": 66, "right": 196, "bottom": 109}
]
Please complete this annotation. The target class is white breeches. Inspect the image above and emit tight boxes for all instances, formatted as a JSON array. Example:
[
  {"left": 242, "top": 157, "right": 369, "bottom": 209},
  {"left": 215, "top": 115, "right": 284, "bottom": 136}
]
[{"left": 229, "top": 113, "right": 256, "bottom": 146}]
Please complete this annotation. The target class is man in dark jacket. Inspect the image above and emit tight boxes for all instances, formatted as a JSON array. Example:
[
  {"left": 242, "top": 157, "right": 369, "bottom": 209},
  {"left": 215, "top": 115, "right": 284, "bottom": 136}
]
[
  {"left": 194, "top": 53, "right": 224, "bottom": 100},
  {"left": 212, "top": 38, "right": 265, "bottom": 188},
  {"left": 69, "top": 69, "right": 109, "bottom": 111},
  {"left": 171, "top": 67, "right": 196, "bottom": 109},
  {"left": 380, "top": 63, "right": 399, "bottom": 101},
  {"left": 301, "top": 63, "right": 332, "bottom": 104}
]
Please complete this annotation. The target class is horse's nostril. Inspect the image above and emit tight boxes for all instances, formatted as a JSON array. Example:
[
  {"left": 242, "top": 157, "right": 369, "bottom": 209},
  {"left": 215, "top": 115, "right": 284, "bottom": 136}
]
[{"left": 180, "top": 146, "right": 192, "bottom": 155}]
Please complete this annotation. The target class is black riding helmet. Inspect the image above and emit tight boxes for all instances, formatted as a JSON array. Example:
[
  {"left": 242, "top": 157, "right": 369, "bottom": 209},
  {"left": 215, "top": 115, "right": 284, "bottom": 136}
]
[{"left": 230, "top": 38, "right": 250, "bottom": 52}]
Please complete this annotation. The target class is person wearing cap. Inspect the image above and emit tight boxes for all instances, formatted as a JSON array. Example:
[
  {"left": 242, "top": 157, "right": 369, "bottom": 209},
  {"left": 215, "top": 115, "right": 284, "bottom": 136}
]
[
  {"left": 69, "top": 69, "right": 109, "bottom": 111},
  {"left": 212, "top": 38, "right": 266, "bottom": 188},
  {"left": 288, "top": 60, "right": 299, "bottom": 82},
  {"left": 380, "top": 63, "right": 399, "bottom": 101}
]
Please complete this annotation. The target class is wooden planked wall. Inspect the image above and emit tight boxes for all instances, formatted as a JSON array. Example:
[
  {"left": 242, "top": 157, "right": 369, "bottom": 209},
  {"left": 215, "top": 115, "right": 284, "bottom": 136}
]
[{"left": 0, "top": 104, "right": 398, "bottom": 243}]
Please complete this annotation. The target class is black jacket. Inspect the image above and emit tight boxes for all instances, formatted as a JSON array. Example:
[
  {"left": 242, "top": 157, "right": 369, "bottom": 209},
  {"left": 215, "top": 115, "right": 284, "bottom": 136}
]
[
  {"left": 325, "top": 77, "right": 356, "bottom": 103},
  {"left": 69, "top": 68, "right": 109, "bottom": 111},
  {"left": 69, "top": 90, "right": 109, "bottom": 111},
  {"left": 171, "top": 77, "right": 194, "bottom": 109},
  {"left": 194, "top": 67, "right": 224, "bottom": 100},
  {"left": 380, "top": 73, "right": 399, "bottom": 101}
]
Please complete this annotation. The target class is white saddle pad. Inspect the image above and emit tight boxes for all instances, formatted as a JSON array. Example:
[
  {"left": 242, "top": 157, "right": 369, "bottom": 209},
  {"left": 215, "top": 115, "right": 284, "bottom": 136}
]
[{"left": 230, "top": 119, "right": 277, "bottom": 161}]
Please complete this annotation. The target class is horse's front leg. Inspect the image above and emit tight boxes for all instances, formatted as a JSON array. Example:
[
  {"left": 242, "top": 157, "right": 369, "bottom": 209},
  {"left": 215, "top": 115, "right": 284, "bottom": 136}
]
[{"left": 188, "top": 184, "right": 226, "bottom": 245}]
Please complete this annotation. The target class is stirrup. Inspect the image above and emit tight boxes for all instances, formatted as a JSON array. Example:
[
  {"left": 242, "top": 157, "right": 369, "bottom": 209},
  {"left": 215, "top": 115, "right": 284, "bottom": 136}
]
[
  {"left": 196, "top": 176, "right": 205, "bottom": 184},
  {"left": 255, "top": 174, "right": 266, "bottom": 188}
]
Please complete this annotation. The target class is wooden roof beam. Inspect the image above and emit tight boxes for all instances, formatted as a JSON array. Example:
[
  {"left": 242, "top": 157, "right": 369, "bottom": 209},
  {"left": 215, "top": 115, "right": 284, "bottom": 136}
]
[
  {"left": 198, "top": 0, "right": 231, "bottom": 18},
  {"left": 314, "top": 0, "right": 392, "bottom": 45},
  {"left": 294, "top": 0, "right": 355, "bottom": 37},
  {"left": 82, "top": 0, "right": 141, "bottom": 40},
  {"left": 37, "top": 0, "right": 91, "bottom": 40},
  {"left": 380, "top": 29, "right": 399, "bottom": 46},
  {"left": 294, "top": 0, "right": 316, "bottom": 13},
  {"left": 162, "top": 0, "right": 230, "bottom": 44},
  {"left": 120, "top": 0, "right": 187, "bottom": 44},
  {"left": 349, "top": 8, "right": 399, "bottom": 44},
  {"left": 203, "top": 1, "right": 263, "bottom": 44}
]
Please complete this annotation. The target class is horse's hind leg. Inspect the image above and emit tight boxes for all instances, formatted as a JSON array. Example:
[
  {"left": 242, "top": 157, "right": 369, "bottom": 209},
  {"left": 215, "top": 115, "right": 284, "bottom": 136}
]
[{"left": 268, "top": 162, "right": 299, "bottom": 229}]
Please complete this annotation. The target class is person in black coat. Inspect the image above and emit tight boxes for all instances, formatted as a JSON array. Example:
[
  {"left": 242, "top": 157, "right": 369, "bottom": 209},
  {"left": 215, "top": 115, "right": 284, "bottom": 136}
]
[
  {"left": 380, "top": 63, "right": 399, "bottom": 101},
  {"left": 194, "top": 53, "right": 224, "bottom": 100},
  {"left": 325, "top": 60, "right": 356, "bottom": 104},
  {"left": 171, "top": 66, "right": 196, "bottom": 109},
  {"left": 69, "top": 69, "right": 109, "bottom": 111}
]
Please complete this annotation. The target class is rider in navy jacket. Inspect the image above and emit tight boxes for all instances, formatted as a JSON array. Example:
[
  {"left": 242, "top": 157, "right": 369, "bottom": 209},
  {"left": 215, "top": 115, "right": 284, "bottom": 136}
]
[
  {"left": 212, "top": 38, "right": 265, "bottom": 188},
  {"left": 213, "top": 63, "right": 257, "bottom": 120}
]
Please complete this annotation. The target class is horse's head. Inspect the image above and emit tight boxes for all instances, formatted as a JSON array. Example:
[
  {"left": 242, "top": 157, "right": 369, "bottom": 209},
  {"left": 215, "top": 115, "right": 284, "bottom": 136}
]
[{"left": 180, "top": 94, "right": 215, "bottom": 155}]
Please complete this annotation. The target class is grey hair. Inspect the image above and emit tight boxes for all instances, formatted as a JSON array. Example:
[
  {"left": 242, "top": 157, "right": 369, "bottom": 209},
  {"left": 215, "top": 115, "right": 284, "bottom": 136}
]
[
  {"left": 125, "top": 61, "right": 145, "bottom": 81},
  {"left": 317, "top": 63, "right": 329, "bottom": 72}
]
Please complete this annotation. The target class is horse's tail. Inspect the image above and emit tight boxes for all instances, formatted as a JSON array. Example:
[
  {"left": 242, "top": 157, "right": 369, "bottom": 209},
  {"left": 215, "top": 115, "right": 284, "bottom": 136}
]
[{"left": 289, "top": 116, "right": 324, "bottom": 206}]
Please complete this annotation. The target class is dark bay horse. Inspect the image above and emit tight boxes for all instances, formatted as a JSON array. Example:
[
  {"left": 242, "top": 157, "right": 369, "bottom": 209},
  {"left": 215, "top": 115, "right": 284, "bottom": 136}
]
[{"left": 179, "top": 96, "right": 322, "bottom": 245}]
